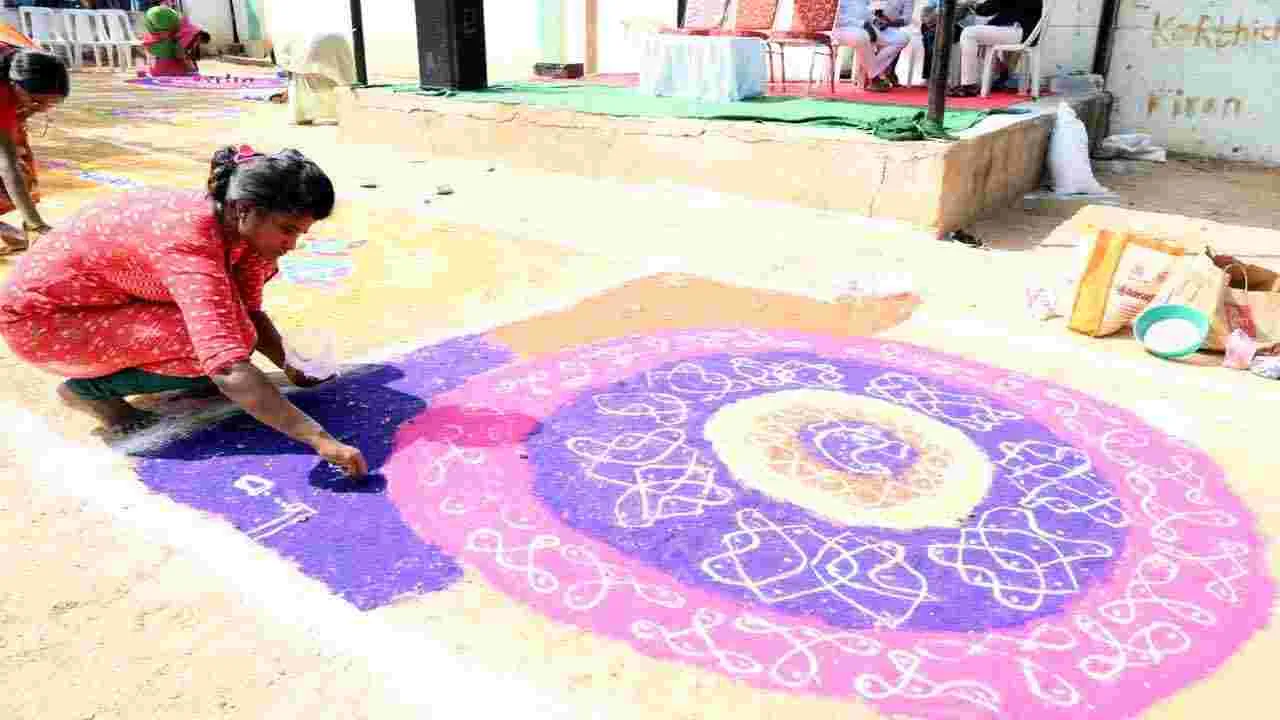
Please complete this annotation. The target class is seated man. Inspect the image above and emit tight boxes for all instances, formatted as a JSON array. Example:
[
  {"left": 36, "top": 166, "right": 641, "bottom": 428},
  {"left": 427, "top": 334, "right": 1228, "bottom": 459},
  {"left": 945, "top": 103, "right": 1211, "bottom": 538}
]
[
  {"left": 832, "top": 0, "right": 914, "bottom": 93},
  {"left": 949, "top": 0, "right": 1043, "bottom": 97}
]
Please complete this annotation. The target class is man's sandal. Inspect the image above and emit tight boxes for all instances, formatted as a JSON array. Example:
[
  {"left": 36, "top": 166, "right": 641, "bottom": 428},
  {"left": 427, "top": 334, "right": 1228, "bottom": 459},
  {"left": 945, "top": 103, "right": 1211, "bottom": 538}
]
[{"left": 867, "top": 77, "right": 894, "bottom": 93}]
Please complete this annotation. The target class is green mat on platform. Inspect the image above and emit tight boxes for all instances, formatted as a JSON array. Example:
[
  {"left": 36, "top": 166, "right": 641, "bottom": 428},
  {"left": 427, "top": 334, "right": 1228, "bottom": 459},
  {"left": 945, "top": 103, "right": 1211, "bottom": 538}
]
[{"left": 386, "top": 82, "right": 997, "bottom": 141}]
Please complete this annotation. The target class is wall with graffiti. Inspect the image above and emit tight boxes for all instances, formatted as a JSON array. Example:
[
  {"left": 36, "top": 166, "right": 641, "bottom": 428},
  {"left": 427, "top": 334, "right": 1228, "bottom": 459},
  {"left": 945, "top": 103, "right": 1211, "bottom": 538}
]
[{"left": 1107, "top": 0, "right": 1280, "bottom": 163}]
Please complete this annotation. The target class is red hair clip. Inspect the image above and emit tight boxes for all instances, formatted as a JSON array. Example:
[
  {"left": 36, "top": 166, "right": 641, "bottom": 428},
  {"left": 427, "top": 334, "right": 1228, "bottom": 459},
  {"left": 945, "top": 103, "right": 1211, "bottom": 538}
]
[{"left": 233, "top": 145, "right": 263, "bottom": 164}]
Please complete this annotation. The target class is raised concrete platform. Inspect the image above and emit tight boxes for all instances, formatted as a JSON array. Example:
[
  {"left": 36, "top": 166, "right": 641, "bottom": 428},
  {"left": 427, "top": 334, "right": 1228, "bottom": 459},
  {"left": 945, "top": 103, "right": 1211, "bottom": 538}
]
[{"left": 336, "top": 87, "right": 1111, "bottom": 235}]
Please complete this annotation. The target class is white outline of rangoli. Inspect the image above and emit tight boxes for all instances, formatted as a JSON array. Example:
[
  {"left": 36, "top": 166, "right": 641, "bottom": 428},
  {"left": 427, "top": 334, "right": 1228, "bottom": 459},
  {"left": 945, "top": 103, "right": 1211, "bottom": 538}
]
[
  {"left": 401, "top": 331, "right": 1260, "bottom": 718},
  {"left": 927, "top": 507, "right": 1117, "bottom": 612},
  {"left": 806, "top": 419, "right": 916, "bottom": 477},
  {"left": 565, "top": 427, "right": 735, "bottom": 528},
  {"left": 701, "top": 509, "right": 934, "bottom": 628},
  {"left": 866, "top": 372, "right": 1023, "bottom": 432},
  {"left": 995, "top": 440, "right": 1131, "bottom": 528},
  {"left": 740, "top": 403, "right": 951, "bottom": 512}
]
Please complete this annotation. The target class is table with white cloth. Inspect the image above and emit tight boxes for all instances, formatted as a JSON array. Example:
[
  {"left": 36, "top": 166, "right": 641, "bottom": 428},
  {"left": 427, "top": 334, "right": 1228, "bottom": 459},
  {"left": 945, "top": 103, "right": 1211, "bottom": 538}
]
[{"left": 638, "top": 34, "right": 767, "bottom": 103}]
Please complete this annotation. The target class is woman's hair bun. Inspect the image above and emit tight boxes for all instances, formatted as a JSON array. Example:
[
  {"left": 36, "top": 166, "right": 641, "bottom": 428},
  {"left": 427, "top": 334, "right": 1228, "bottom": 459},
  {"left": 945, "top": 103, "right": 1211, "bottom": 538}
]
[{"left": 207, "top": 146, "right": 240, "bottom": 208}]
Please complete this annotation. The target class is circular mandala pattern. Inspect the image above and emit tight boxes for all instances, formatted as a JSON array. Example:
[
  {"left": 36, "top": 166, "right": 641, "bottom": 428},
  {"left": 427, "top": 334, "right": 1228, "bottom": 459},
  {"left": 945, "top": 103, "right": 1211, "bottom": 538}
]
[
  {"left": 384, "top": 329, "right": 1273, "bottom": 719},
  {"left": 529, "top": 349, "right": 1125, "bottom": 634},
  {"left": 703, "top": 389, "right": 993, "bottom": 530}
]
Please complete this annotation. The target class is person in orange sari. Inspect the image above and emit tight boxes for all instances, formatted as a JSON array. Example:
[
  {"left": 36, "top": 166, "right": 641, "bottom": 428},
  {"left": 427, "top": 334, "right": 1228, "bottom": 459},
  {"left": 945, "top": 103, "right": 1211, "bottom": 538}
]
[{"left": 0, "top": 26, "right": 68, "bottom": 256}]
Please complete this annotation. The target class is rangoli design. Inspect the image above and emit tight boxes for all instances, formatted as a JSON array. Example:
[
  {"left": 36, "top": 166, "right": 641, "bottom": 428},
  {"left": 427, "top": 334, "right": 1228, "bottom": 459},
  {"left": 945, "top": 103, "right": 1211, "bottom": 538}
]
[
  {"left": 43, "top": 158, "right": 146, "bottom": 191},
  {"left": 278, "top": 237, "right": 367, "bottom": 289},
  {"left": 135, "top": 328, "right": 1274, "bottom": 719},
  {"left": 126, "top": 74, "right": 286, "bottom": 91},
  {"left": 98, "top": 107, "right": 246, "bottom": 124}
]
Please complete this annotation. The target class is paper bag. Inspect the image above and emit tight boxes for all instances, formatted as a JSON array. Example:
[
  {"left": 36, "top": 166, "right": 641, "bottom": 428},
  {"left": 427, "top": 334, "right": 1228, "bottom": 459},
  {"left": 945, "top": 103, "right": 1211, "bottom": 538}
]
[
  {"left": 1159, "top": 252, "right": 1280, "bottom": 352},
  {"left": 1219, "top": 260, "right": 1280, "bottom": 353},
  {"left": 1066, "top": 229, "right": 1187, "bottom": 337},
  {"left": 1152, "top": 253, "right": 1228, "bottom": 348}
]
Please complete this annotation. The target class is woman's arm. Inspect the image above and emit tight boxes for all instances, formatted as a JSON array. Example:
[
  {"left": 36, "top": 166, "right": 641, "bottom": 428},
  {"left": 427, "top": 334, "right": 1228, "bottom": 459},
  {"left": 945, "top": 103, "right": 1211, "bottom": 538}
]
[
  {"left": 157, "top": 241, "right": 360, "bottom": 474},
  {"left": 212, "top": 360, "right": 368, "bottom": 476},
  {"left": 248, "top": 309, "right": 334, "bottom": 387},
  {"left": 0, "top": 133, "right": 48, "bottom": 231},
  {"left": 249, "top": 309, "right": 287, "bottom": 368}
]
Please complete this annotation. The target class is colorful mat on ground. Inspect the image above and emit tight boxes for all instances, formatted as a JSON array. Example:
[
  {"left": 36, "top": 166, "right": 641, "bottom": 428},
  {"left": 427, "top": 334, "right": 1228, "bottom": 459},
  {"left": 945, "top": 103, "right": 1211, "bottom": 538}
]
[
  {"left": 388, "top": 82, "right": 999, "bottom": 140},
  {"left": 127, "top": 74, "right": 286, "bottom": 91},
  {"left": 134, "top": 325, "right": 1273, "bottom": 718}
]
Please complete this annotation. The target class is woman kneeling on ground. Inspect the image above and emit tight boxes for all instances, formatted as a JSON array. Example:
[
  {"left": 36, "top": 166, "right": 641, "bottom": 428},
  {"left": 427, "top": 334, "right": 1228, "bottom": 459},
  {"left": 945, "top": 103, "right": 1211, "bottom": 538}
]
[
  {"left": 0, "top": 40, "right": 68, "bottom": 254},
  {"left": 142, "top": 4, "right": 211, "bottom": 77},
  {"left": 0, "top": 146, "right": 368, "bottom": 477}
]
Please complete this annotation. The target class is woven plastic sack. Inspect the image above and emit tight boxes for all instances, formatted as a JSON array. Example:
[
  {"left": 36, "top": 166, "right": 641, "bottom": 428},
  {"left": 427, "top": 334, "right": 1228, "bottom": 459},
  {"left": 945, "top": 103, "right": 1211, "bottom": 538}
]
[{"left": 1049, "top": 102, "right": 1108, "bottom": 194}]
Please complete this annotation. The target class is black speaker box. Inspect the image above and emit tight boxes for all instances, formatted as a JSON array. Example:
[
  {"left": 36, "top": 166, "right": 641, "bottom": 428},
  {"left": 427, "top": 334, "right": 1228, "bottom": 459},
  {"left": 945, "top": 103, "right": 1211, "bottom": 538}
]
[{"left": 414, "top": 0, "right": 488, "bottom": 91}]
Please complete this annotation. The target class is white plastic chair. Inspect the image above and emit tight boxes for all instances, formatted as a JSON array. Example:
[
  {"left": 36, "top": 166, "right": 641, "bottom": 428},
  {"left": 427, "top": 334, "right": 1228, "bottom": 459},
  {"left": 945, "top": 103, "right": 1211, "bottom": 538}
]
[
  {"left": 64, "top": 10, "right": 116, "bottom": 70},
  {"left": 896, "top": 3, "right": 927, "bottom": 87},
  {"left": 100, "top": 9, "right": 145, "bottom": 71},
  {"left": 20, "top": 8, "right": 76, "bottom": 67},
  {"left": 979, "top": 0, "right": 1052, "bottom": 99}
]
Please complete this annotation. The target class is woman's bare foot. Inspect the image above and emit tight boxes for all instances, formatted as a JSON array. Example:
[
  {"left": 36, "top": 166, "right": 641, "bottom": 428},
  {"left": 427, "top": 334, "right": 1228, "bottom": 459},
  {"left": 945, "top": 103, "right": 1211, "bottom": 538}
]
[
  {"left": 170, "top": 381, "right": 223, "bottom": 401},
  {"left": 90, "top": 412, "right": 162, "bottom": 442},
  {"left": 56, "top": 382, "right": 159, "bottom": 438}
]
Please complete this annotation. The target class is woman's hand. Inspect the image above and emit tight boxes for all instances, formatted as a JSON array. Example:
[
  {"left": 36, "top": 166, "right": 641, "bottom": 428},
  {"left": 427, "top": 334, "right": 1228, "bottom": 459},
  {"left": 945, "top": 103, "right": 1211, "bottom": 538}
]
[
  {"left": 211, "top": 361, "right": 367, "bottom": 478},
  {"left": 284, "top": 364, "right": 335, "bottom": 388},
  {"left": 313, "top": 437, "right": 369, "bottom": 477}
]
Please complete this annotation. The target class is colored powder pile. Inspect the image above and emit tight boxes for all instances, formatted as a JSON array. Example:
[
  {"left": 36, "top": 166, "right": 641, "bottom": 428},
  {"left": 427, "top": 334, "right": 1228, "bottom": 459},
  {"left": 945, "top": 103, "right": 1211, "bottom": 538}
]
[{"left": 1144, "top": 317, "right": 1201, "bottom": 354}]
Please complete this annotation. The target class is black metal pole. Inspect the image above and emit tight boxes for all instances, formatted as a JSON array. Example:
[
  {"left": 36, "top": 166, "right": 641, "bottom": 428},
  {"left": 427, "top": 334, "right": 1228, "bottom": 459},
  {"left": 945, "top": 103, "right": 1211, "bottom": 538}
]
[
  {"left": 926, "top": 0, "right": 957, "bottom": 129},
  {"left": 677, "top": 0, "right": 688, "bottom": 27},
  {"left": 349, "top": 0, "right": 368, "bottom": 85},
  {"left": 227, "top": 0, "right": 241, "bottom": 45},
  {"left": 1091, "top": 0, "right": 1121, "bottom": 77}
]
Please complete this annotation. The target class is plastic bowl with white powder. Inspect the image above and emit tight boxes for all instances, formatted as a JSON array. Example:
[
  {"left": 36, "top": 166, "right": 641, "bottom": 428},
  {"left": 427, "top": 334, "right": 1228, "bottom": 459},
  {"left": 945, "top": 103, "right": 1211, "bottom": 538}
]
[{"left": 1134, "top": 304, "right": 1210, "bottom": 359}]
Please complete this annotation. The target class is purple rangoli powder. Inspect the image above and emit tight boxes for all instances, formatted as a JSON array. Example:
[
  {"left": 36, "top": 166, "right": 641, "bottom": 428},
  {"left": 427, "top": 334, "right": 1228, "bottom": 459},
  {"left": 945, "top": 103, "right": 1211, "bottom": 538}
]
[
  {"left": 528, "top": 351, "right": 1129, "bottom": 632},
  {"left": 133, "top": 334, "right": 513, "bottom": 610}
]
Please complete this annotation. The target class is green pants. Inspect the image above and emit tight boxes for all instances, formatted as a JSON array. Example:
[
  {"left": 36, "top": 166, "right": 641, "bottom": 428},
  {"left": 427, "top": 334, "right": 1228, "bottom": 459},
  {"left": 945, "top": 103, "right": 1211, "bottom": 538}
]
[{"left": 65, "top": 368, "right": 216, "bottom": 402}]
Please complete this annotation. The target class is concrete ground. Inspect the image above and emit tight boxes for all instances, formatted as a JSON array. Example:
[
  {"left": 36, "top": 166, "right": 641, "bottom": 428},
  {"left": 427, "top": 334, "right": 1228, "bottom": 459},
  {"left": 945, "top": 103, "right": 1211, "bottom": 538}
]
[{"left": 3, "top": 62, "right": 1280, "bottom": 720}]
